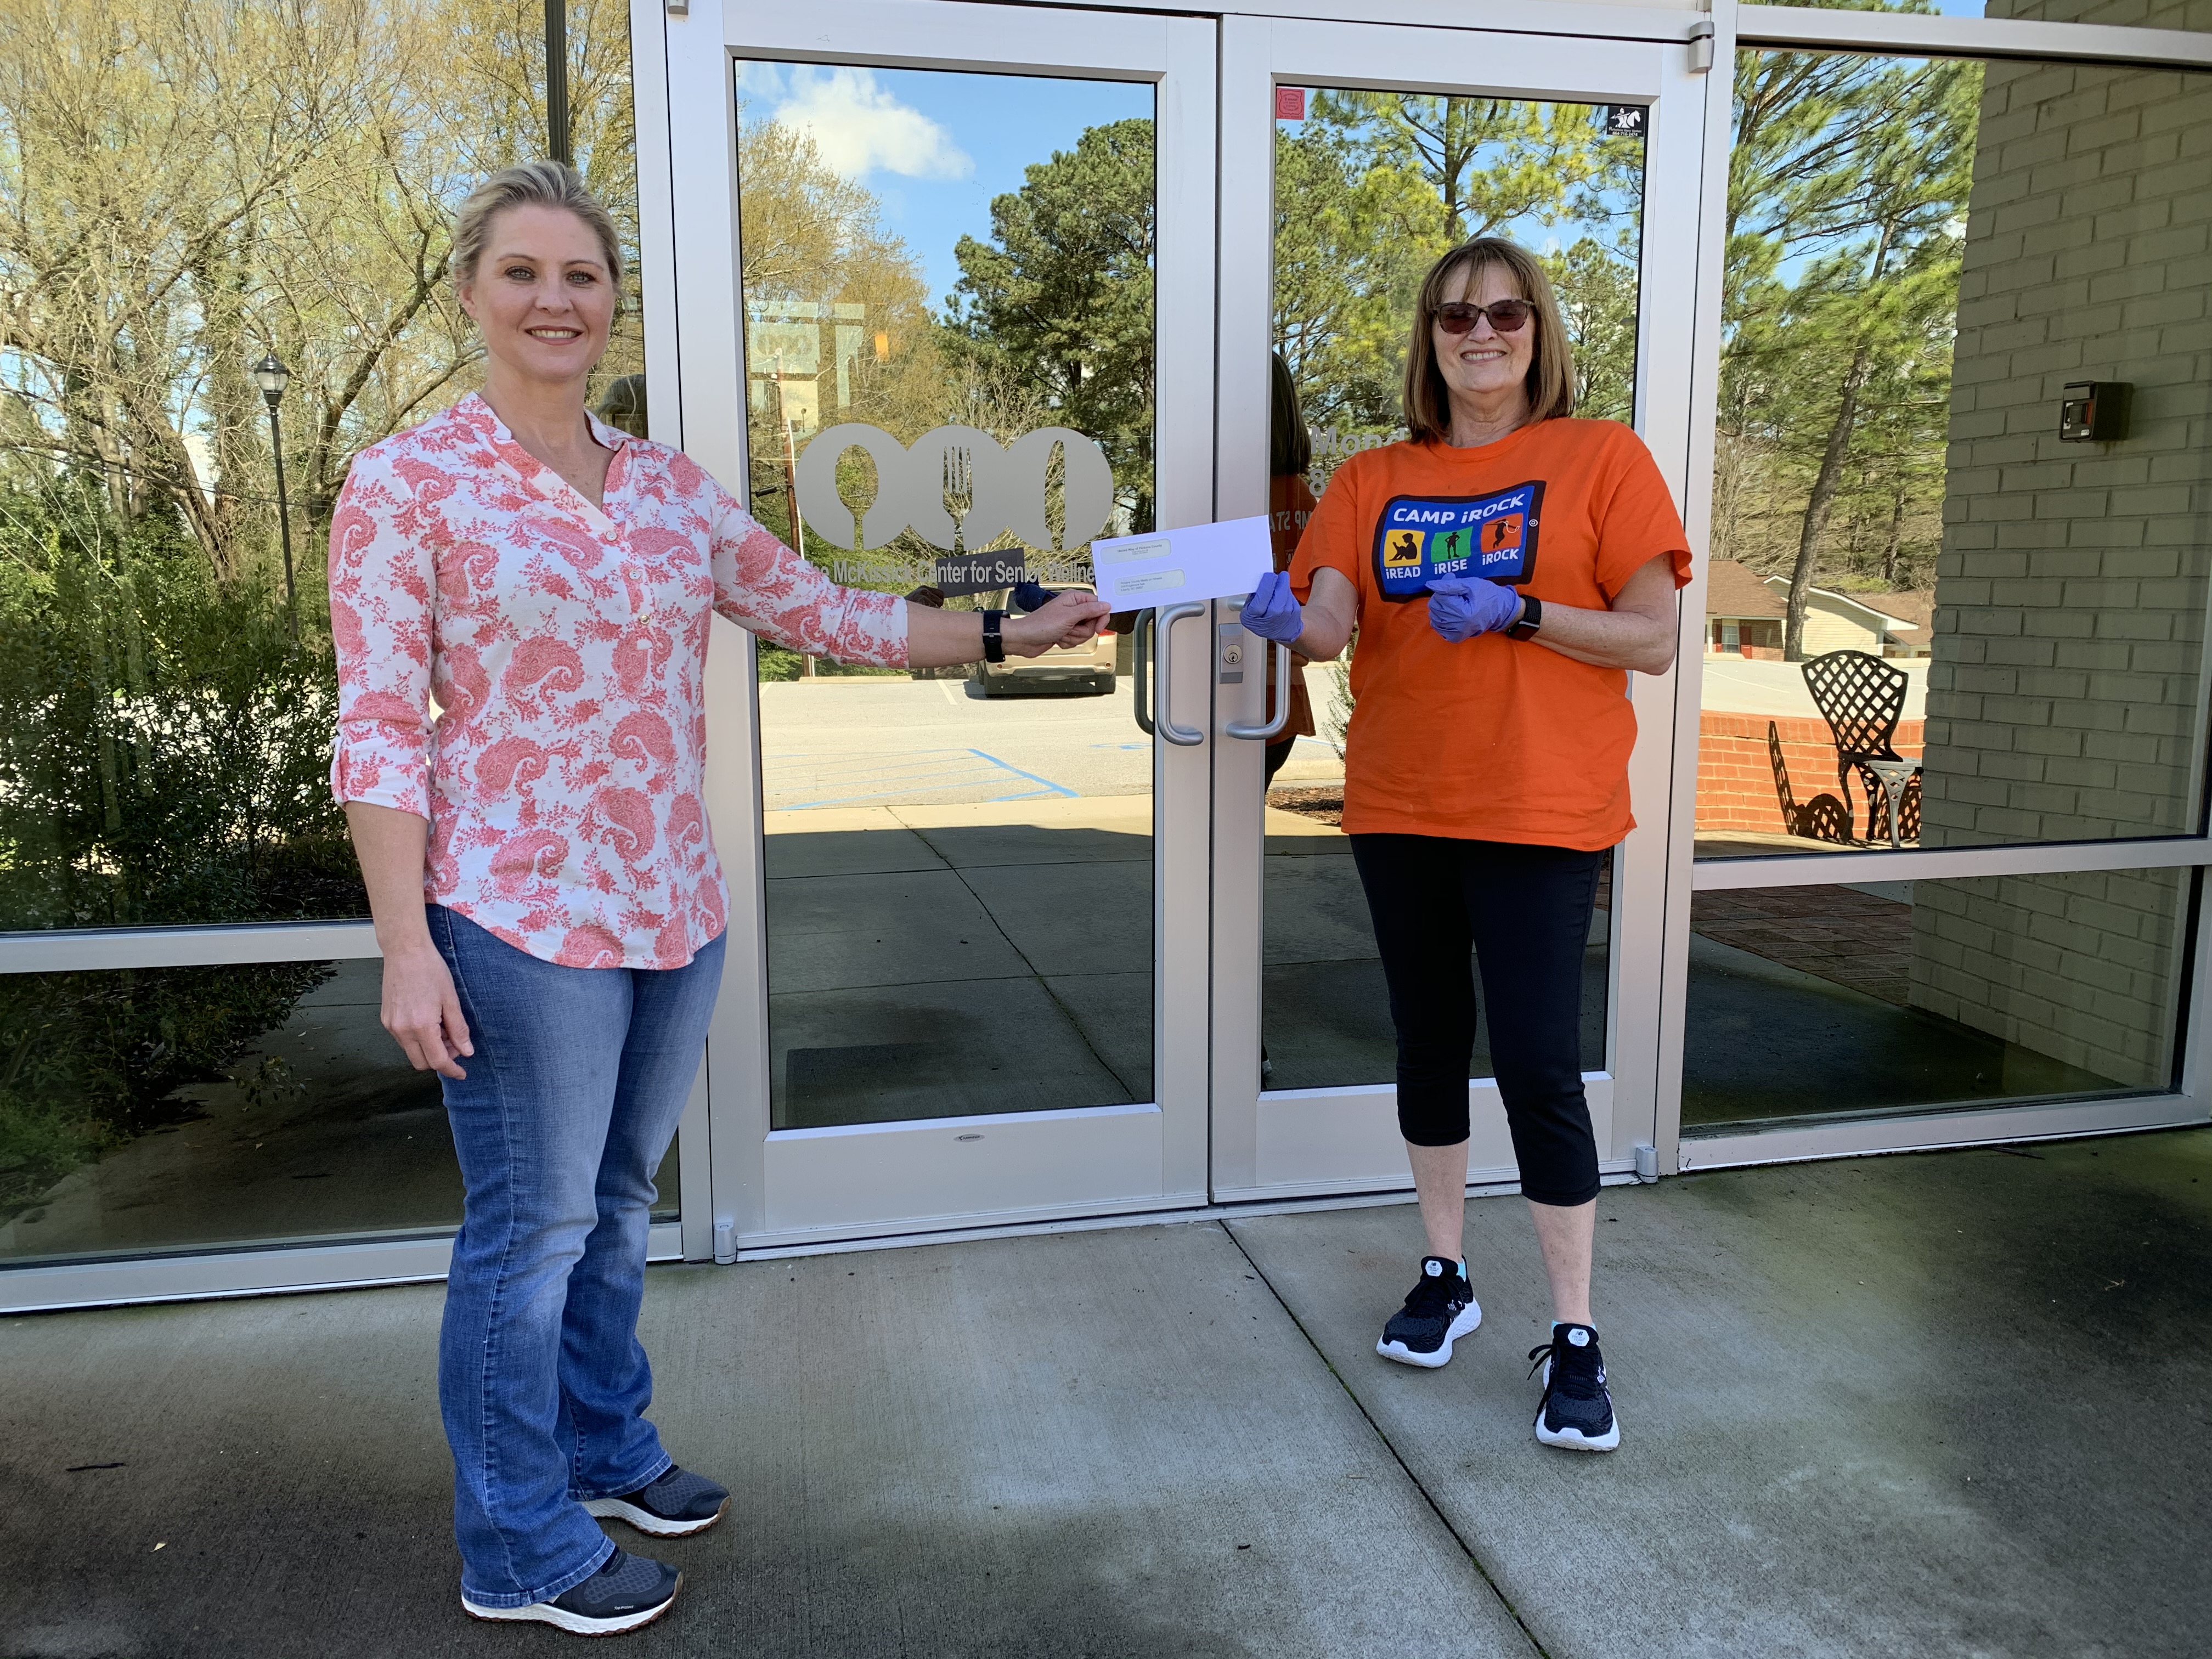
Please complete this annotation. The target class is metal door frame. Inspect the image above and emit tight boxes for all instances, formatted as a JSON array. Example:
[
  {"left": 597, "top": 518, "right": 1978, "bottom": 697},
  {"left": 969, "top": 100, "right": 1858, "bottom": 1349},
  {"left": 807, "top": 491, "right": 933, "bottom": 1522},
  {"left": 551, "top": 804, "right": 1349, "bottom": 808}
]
[
  {"left": 1206, "top": 12, "right": 1711, "bottom": 1204},
  {"left": 659, "top": 0, "right": 1220, "bottom": 1252}
]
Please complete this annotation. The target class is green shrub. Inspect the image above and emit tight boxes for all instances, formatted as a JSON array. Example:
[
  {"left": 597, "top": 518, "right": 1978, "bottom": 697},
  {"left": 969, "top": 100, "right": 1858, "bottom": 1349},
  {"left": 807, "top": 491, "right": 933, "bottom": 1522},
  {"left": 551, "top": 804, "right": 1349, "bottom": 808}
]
[
  {"left": 0, "top": 484, "right": 362, "bottom": 930},
  {"left": 0, "top": 960, "right": 336, "bottom": 1223}
]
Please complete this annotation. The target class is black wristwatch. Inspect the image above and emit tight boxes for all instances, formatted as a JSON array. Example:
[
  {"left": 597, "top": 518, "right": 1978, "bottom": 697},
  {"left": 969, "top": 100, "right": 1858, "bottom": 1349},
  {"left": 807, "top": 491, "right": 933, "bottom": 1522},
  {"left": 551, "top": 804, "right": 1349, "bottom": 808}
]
[
  {"left": 1505, "top": 594, "right": 1543, "bottom": 641},
  {"left": 982, "top": 609, "right": 1007, "bottom": 664}
]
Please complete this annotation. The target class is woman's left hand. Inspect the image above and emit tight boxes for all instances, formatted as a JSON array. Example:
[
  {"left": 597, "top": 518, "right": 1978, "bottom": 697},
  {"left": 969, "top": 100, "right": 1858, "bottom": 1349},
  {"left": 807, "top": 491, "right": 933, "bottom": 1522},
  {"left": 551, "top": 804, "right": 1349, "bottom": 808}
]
[
  {"left": 1426, "top": 577, "right": 1522, "bottom": 642},
  {"left": 1004, "top": 589, "right": 1113, "bottom": 657}
]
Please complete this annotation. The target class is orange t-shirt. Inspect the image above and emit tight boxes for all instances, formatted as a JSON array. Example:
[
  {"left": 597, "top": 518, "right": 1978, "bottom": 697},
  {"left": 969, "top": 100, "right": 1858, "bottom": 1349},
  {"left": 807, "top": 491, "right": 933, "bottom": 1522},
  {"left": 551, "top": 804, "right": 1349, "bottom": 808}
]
[{"left": 1288, "top": 419, "right": 1691, "bottom": 849}]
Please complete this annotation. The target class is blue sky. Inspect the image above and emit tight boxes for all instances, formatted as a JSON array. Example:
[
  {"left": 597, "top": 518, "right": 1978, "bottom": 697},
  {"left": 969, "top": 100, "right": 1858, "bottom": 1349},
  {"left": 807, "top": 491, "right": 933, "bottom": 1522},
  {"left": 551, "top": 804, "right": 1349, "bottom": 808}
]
[{"left": 736, "top": 62, "right": 1153, "bottom": 310}]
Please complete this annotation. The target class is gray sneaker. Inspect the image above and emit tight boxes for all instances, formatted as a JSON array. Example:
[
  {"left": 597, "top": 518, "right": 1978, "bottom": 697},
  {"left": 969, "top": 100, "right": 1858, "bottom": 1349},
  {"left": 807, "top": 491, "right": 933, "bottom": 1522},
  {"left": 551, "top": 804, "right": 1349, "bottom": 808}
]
[
  {"left": 584, "top": 1466, "right": 729, "bottom": 1537},
  {"left": 463, "top": 1548, "right": 680, "bottom": 1636}
]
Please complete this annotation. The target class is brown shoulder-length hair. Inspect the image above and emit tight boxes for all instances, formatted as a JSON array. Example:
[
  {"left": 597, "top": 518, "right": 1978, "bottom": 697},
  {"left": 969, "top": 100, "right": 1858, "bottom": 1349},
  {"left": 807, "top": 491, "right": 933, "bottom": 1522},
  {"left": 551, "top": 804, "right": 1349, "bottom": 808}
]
[{"left": 1402, "top": 237, "right": 1576, "bottom": 444}]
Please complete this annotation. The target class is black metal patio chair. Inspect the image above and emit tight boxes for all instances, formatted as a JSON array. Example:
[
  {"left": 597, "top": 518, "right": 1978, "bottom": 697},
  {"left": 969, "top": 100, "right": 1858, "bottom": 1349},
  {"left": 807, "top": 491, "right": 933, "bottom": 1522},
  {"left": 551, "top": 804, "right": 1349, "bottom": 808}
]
[{"left": 1801, "top": 649, "right": 1921, "bottom": 849}]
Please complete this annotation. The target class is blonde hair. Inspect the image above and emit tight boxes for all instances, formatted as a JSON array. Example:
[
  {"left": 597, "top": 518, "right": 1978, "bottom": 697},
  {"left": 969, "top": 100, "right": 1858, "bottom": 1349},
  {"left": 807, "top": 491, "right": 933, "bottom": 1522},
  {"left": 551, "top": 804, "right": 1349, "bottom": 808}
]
[
  {"left": 452, "top": 160, "right": 624, "bottom": 290},
  {"left": 1401, "top": 237, "right": 1576, "bottom": 443}
]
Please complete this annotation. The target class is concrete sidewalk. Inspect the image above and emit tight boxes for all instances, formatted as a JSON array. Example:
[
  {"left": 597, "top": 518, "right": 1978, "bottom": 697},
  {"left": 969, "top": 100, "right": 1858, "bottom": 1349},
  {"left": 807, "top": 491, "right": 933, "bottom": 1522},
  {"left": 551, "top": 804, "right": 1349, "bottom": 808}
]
[{"left": 4, "top": 1128, "right": 2207, "bottom": 1658}]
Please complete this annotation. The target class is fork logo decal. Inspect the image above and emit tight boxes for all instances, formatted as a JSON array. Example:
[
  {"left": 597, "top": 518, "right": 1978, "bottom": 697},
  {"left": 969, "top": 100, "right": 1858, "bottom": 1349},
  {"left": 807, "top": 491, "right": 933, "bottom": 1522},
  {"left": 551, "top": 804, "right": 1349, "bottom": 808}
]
[{"left": 792, "top": 423, "right": 1116, "bottom": 552}]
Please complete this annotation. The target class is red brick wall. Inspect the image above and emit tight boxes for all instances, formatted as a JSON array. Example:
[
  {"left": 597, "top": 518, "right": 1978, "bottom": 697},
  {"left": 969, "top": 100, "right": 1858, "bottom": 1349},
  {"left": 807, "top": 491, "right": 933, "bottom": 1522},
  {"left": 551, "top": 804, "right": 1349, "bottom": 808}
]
[{"left": 1696, "top": 712, "right": 1925, "bottom": 836}]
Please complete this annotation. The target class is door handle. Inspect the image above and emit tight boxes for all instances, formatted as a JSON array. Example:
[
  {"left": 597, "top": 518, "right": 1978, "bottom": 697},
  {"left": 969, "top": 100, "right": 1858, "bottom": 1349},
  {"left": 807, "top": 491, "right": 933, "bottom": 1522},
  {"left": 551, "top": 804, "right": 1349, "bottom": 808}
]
[
  {"left": 1226, "top": 638, "right": 1292, "bottom": 741},
  {"left": 1131, "top": 609, "right": 1154, "bottom": 736},
  {"left": 1153, "top": 601, "right": 1207, "bottom": 747}
]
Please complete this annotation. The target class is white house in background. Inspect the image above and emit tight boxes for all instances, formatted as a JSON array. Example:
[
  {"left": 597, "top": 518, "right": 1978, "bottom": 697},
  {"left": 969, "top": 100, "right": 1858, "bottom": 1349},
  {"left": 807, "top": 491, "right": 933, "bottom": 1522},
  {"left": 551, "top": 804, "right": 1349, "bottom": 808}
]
[
  {"left": 1760, "top": 575, "right": 1931, "bottom": 658},
  {"left": 1702, "top": 560, "right": 1930, "bottom": 659}
]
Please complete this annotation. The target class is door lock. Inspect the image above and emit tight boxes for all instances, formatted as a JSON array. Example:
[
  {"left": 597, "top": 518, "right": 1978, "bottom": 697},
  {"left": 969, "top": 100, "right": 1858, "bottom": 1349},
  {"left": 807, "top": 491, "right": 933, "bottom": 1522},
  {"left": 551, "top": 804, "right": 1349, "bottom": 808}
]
[{"left": 1217, "top": 622, "right": 1246, "bottom": 684}]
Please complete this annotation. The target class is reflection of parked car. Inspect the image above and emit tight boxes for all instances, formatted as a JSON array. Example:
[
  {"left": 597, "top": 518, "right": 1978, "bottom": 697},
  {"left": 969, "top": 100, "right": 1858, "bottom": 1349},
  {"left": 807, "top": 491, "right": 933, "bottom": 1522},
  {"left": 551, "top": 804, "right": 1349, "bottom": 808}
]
[{"left": 971, "top": 586, "right": 1117, "bottom": 696}]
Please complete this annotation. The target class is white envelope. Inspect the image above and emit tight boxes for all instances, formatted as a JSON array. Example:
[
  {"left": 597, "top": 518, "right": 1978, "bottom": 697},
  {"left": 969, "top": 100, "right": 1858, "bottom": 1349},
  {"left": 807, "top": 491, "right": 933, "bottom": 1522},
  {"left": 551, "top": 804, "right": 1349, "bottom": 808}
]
[{"left": 1089, "top": 516, "right": 1272, "bottom": 606}]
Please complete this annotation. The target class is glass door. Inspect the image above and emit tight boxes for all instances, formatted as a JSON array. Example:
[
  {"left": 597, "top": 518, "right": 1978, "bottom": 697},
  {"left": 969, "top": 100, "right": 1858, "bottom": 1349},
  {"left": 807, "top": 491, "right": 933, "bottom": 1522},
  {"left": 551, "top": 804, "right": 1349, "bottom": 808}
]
[
  {"left": 664, "top": 0, "right": 1217, "bottom": 1248},
  {"left": 1208, "top": 16, "right": 1708, "bottom": 1200}
]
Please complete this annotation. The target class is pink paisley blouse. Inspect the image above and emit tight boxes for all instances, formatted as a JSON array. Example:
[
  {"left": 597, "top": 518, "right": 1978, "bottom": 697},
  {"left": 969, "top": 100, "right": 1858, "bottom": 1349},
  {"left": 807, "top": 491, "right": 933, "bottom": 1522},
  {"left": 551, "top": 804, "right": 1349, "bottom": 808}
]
[{"left": 329, "top": 393, "right": 907, "bottom": 969}]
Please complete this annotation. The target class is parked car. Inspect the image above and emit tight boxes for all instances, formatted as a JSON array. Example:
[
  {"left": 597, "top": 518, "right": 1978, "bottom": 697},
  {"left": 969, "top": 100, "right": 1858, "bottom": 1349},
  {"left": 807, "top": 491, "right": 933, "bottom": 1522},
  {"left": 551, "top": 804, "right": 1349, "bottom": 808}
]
[{"left": 970, "top": 585, "right": 1117, "bottom": 696}]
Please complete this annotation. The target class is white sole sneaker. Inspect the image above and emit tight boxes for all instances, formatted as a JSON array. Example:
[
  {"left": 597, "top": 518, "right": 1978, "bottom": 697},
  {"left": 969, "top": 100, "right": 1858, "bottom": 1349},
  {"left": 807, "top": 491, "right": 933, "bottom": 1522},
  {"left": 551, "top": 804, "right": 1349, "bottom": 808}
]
[
  {"left": 1532, "top": 1357, "right": 1621, "bottom": 1451},
  {"left": 583, "top": 1492, "right": 728, "bottom": 1537},
  {"left": 1375, "top": 1298, "right": 1483, "bottom": 1368},
  {"left": 461, "top": 1577, "right": 681, "bottom": 1637}
]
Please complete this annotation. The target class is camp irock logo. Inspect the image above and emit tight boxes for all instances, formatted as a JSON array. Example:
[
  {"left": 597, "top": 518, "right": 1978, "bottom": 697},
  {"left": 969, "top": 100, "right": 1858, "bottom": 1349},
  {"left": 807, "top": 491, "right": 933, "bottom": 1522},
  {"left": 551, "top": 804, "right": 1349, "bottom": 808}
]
[{"left": 792, "top": 423, "right": 1116, "bottom": 554}]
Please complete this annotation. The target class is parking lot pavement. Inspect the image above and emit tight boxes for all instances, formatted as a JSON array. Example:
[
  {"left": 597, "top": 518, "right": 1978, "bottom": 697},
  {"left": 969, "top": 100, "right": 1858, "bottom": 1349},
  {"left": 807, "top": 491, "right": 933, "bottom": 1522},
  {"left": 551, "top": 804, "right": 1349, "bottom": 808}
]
[
  {"left": 759, "top": 676, "right": 1155, "bottom": 806},
  {"left": 757, "top": 675, "right": 1345, "bottom": 809}
]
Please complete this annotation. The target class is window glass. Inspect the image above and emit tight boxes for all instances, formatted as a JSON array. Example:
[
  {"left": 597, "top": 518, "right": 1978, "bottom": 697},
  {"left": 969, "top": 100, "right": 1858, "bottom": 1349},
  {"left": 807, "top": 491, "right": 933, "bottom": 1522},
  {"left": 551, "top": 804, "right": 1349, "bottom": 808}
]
[
  {"left": 737, "top": 64, "right": 1158, "bottom": 1128},
  {"left": 0, "top": 0, "right": 645, "bottom": 929},
  {"left": 1745, "top": 0, "right": 2212, "bottom": 33},
  {"left": 0, "top": 958, "right": 680, "bottom": 1266},
  {"left": 1681, "top": 870, "right": 2189, "bottom": 1130},
  {"left": 1262, "top": 87, "right": 1641, "bottom": 1090},
  {"left": 1699, "top": 48, "right": 2212, "bottom": 857}
]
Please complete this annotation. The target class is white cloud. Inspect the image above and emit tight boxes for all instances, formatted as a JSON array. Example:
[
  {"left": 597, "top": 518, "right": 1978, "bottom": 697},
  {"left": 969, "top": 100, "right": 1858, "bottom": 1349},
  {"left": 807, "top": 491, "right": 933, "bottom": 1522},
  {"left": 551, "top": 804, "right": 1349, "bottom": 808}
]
[
  {"left": 735, "top": 62, "right": 789, "bottom": 105},
  {"left": 769, "top": 66, "right": 971, "bottom": 182}
]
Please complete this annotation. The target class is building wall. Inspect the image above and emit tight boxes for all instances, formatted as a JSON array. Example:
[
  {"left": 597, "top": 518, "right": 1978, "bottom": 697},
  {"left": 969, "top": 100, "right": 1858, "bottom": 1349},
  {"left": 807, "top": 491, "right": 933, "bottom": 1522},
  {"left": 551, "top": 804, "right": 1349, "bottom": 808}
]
[
  {"left": 1697, "top": 713, "right": 1923, "bottom": 837},
  {"left": 1910, "top": 23, "right": 2209, "bottom": 1088},
  {"left": 1799, "top": 600, "right": 1883, "bottom": 657}
]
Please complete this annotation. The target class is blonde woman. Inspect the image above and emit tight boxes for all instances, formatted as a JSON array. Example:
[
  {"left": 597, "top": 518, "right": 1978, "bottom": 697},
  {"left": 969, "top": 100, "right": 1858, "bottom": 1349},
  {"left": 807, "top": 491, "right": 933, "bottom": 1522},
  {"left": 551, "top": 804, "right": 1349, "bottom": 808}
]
[
  {"left": 330, "top": 162, "right": 1105, "bottom": 1634},
  {"left": 1244, "top": 238, "right": 1689, "bottom": 1451}
]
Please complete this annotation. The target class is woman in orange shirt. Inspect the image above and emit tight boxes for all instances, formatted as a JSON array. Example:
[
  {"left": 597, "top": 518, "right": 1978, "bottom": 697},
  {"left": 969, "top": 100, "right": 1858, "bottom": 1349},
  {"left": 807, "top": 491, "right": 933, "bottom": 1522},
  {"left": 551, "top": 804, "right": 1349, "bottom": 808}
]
[
  {"left": 1264, "top": 352, "right": 1318, "bottom": 787},
  {"left": 1244, "top": 238, "right": 1690, "bottom": 1453}
]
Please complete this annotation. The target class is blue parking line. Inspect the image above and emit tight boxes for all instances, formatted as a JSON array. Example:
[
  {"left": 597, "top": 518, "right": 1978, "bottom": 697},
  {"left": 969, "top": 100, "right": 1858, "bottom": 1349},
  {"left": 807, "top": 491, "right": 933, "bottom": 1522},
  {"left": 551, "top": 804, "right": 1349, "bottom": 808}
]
[
  {"left": 770, "top": 745, "right": 1079, "bottom": 810},
  {"left": 964, "top": 748, "right": 1078, "bottom": 799}
]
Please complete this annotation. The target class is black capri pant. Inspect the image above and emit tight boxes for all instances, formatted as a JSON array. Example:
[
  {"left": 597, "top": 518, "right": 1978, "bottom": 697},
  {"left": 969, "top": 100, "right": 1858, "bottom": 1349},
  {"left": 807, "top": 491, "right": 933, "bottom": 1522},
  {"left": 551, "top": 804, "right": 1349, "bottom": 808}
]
[{"left": 1350, "top": 834, "right": 1605, "bottom": 1209}]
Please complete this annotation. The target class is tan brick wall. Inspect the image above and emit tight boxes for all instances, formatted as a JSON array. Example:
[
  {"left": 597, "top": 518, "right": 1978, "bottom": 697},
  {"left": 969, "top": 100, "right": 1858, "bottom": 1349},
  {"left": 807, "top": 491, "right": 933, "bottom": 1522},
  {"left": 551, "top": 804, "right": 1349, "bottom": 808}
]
[
  {"left": 1906, "top": 867, "right": 2187, "bottom": 1088},
  {"left": 1921, "top": 56, "right": 2211, "bottom": 848},
  {"left": 1911, "top": 26, "right": 2207, "bottom": 1087}
]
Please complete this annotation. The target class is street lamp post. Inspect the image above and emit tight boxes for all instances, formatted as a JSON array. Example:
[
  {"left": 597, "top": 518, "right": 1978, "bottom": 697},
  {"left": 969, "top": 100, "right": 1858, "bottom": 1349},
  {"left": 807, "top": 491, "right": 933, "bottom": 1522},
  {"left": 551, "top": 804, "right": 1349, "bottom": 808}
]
[{"left": 251, "top": 354, "right": 297, "bottom": 642}]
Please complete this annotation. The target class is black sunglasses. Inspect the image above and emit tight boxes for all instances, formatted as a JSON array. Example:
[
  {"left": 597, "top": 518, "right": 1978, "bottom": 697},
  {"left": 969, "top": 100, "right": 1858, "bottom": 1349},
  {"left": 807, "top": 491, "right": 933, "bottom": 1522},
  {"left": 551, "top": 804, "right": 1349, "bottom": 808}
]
[{"left": 1435, "top": 299, "right": 1533, "bottom": 335}]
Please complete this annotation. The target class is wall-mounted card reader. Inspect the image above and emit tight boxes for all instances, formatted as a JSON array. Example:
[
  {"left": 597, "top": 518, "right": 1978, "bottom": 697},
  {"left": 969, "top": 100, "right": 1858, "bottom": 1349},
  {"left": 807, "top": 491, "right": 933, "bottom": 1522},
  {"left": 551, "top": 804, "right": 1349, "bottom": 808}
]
[{"left": 2059, "top": 381, "right": 2128, "bottom": 443}]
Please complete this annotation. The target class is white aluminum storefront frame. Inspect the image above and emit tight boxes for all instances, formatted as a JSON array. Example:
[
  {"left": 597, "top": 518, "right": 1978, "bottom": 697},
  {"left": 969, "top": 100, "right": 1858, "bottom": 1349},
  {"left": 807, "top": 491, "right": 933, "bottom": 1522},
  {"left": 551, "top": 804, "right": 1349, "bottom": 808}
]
[
  {"left": 1657, "top": 0, "right": 2212, "bottom": 1177},
  {"left": 4, "top": 0, "right": 2210, "bottom": 1310},
  {"left": 1207, "top": 13, "right": 1707, "bottom": 1203}
]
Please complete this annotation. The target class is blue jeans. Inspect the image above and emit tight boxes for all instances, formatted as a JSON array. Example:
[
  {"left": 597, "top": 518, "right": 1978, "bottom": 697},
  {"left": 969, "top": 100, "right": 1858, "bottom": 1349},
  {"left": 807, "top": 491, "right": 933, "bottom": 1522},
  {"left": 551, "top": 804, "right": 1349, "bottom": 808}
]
[{"left": 428, "top": 904, "right": 725, "bottom": 1608}]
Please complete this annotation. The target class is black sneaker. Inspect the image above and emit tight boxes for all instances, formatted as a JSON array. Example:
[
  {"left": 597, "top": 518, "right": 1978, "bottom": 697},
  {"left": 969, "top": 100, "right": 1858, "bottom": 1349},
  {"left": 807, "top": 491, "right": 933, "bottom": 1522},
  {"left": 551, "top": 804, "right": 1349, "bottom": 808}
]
[
  {"left": 1528, "top": 1323, "right": 1620, "bottom": 1451},
  {"left": 462, "top": 1548, "right": 680, "bottom": 1636},
  {"left": 584, "top": 1465, "right": 729, "bottom": 1537},
  {"left": 1375, "top": 1256, "right": 1482, "bottom": 1368}
]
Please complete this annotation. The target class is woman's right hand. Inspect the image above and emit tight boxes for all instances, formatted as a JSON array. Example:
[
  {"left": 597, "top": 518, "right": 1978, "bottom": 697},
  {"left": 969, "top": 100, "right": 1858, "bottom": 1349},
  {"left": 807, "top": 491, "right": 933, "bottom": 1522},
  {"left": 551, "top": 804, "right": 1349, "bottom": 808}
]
[
  {"left": 380, "top": 939, "right": 473, "bottom": 1080},
  {"left": 1426, "top": 577, "right": 1521, "bottom": 642},
  {"left": 1242, "top": 571, "right": 1305, "bottom": 645}
]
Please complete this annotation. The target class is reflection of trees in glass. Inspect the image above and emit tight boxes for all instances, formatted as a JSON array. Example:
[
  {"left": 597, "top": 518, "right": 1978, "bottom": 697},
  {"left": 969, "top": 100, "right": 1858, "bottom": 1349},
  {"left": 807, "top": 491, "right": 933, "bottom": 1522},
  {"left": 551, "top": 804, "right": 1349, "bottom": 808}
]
[
  {"left": 734, "top": 95, "right": 945, "bottom": 678},
  {"left": 1, "top": 960, "right": 334, "bottom": 1229},
  {"left": 736, "top": 101, "right": 1161, "bottom": 658},
  {"left": 947, "top": 119, "right": 1158, "bottom": 537},
  {"left": 1721, "top": 35, "right": 1978, "bottom": 653},
  {"left": 0, "top": 0, "right": 641, "bottom": 1221},
  {"left": 0, "top": 486, "right": 356, "bottom": 931},
  {"left": 735, "top": 103, "right": 939, "bottom": 524},
  {"left": 0, "top": 0, "right": 642, "bottom": 917},
  {"left": 1272, "top": 94, "right": 1644, "bottom": 487},
  {"left": 0, "top": 0, "right": 640, "bottom": 571}
]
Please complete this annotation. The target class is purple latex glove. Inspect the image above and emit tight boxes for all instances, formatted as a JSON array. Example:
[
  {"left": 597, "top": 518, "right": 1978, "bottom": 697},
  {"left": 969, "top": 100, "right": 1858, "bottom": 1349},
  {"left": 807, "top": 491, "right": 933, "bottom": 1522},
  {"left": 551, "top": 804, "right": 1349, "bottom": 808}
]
[
  {"left": 1426, "top": 577, "right": 1522, "bottom": 643},
  {"left": 1242, "top": 569, "right": 1305, "bottom": 645}
]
